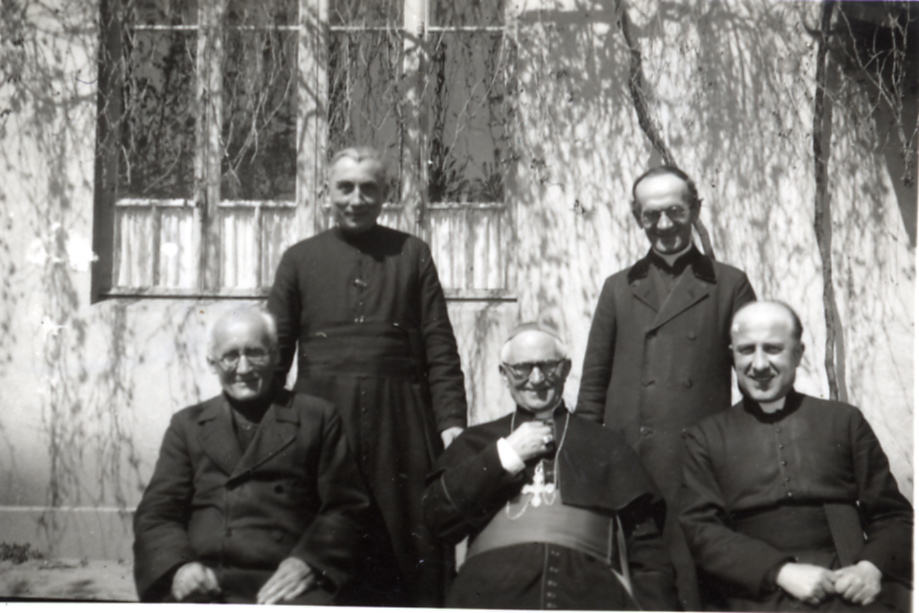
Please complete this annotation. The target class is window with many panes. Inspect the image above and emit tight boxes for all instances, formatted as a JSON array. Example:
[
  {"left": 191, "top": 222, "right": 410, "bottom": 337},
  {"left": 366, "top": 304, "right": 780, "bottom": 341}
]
[{"left": 94, "top": 0, "right": 515, "bottom": 299}]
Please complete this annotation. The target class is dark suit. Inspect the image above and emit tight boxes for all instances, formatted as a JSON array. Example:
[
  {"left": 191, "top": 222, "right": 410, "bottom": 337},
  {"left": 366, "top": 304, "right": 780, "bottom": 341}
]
[
  {"left": 680, "top": 392, "right": 913, "bottom": 611},
  {"left": 577, "top": 246, "right": 756, "bottom": 608},
  {"left": 133, "top": 388, "right": 369, "bottom": 603}
]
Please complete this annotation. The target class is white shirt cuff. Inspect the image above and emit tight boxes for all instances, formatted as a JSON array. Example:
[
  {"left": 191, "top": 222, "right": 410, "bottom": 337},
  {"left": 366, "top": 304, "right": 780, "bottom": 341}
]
[{"left": 497, "top": 437, "right": 526, "bottom": 474}]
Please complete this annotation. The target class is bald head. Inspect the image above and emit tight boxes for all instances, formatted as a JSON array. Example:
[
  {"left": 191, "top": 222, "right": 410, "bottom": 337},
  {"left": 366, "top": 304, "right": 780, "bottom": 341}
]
[
  {"left": 500, "top": 323, "right": 568, "bottom": 363},
  {"left": 731, "top": 301, "right": 803, "bottom": 342},
  {"left": 731, "top": 301, "right": 805, "bottom": 405}
]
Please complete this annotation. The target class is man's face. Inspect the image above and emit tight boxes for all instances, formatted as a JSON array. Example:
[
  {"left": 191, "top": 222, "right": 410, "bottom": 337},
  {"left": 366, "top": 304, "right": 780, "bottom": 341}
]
[
  {"left": 633, "top": 173, "right": 698, "bottom": 255},
  {"left": 500, "top": 330, "right": 571, "bottom": 414},
  {"left": 329, "top": 157, "right": 385, "bottom": 234},
  {"left": 208, "top": 314, "right": 278, "bottom": 403},
  {"left": 731, "top": 303, "right": 804, "bottom": 404}
]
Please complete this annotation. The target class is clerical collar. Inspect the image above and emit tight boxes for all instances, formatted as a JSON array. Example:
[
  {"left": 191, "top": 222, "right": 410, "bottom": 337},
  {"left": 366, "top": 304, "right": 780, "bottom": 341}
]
[
  {"left": 742, "top": 389, "right": 803, "bottom": 423},
  {"left": 628, "top": 245, "right": 715, "bottom": 283},
  {"left": 334, "top": 223, "right": 382, "bottom": 245},
  {"left": 515, "top": 400, "right": 568, "bottom": 422},
  {"left": 649, "top": 243, "right": 695, "bottom": 272}
]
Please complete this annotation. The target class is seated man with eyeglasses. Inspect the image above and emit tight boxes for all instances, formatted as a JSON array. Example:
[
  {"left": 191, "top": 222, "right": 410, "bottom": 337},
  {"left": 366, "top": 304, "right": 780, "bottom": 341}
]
[
  {"left": 133, "top": 307, "right": 369, "bottom": 604},
  {"left": 422, "top": 323, "right": 678, "bottom": 610}
]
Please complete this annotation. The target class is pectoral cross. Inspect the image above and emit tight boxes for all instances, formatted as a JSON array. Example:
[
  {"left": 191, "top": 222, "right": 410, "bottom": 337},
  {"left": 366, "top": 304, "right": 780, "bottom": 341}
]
[{"left": 522, "top": 461, "right": 557, "bottom": 507}]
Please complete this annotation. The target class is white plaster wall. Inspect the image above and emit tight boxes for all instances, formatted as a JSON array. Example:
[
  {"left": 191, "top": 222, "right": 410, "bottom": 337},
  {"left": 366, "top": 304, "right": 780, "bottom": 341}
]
[{"left": 0, "top": 0, "right": 912, "bottom": 562}]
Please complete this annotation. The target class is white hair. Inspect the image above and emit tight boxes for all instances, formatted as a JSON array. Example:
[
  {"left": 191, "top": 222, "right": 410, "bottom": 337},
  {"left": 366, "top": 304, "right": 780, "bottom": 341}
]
[
  {"left": 207, "top": 306, "right": 278, "bottom": 358},
  {"left": 500, "top": 328, "right": 569, "bottom": 363}
]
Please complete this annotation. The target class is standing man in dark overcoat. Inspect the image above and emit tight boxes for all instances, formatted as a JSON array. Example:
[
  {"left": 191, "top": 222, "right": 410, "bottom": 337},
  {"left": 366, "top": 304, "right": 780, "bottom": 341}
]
[
  {"left": 577, "top": 166, "right": 756, "bottom": 609},
  {"left": 267, "top": 146, "right": 467, "bottom": 606}
]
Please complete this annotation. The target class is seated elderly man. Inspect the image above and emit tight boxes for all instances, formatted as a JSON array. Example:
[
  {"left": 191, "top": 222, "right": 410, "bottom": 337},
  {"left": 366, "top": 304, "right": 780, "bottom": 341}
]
[
  {"left": 680, "top": 301, "right": 913, "bottom": 611},
  {"left": 423, "top": 323, "right": 678, "bottom": 610},
  {"left": 133, "top": 307, "right": 369, "bottom": 604}
]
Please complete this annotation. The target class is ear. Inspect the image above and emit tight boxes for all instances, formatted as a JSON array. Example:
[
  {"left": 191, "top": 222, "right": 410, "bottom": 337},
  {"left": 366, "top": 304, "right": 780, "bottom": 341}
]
[
  {"left": 793, "top": 341, "right": 805, "bottom": 367},
  {"left": 631, "top": 202, "right": 643, "bottom": 226},
  {"left": 207, "top": 356, "right": 220, "bottom": 374},
  {"left": 559, "top": 359, "right": 572, "bottom": 380},
  {"left": 498, "top": 364, "right": 513, "bottom": 389},
  {"left": 689, "top": 203, "right": 701, "bottom": 222}
]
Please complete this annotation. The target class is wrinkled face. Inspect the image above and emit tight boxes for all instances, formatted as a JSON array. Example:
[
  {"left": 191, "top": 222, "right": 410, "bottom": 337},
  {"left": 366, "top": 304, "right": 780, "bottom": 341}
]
[
  {"left": 500, "top": 330, "right": 571, "bottom": 414},
  {"left": 731, "top": 304, "right": 804, "bottom": 404},
  {"left": 208, "top": 314, "right": 278, "bottom": 403},
  {"left": 634, "top": 173, "right": 698, "bottom": 256},
  {"left": 329, "top": 157, "right": 385, "bottom": 234}
]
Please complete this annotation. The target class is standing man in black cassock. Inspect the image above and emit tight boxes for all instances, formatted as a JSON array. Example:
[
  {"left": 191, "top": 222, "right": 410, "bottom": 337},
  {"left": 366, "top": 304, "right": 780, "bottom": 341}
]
[
  {"left": 267, "top": 146, "right": 467, "bottom": 606},
  {"left": 424, "top": 323, "right": 678, "bottom": 610}
]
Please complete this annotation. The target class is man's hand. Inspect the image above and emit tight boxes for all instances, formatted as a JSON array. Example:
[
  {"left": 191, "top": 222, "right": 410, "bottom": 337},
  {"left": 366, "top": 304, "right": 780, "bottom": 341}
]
[
  {"left": 505, "top": 421, "right": 553, "bottom": 462},
  {"left": 776, "top": 562, "right": 836, "bottom": 606},
  {"left": 171, "top": 561, "right": 220, "bottom": 602},
  {"left": 832, "top": 560, "right": 882, "bottom": 606},
  {"left": 440, "top": 426, "right": 464, "bottom": 449},
  {"left": 257, "top": 557, "right": 317, "bottom": 605}
]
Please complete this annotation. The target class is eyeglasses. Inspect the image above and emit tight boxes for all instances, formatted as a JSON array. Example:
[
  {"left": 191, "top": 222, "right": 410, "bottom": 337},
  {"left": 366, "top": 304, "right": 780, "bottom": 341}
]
[
  {"left": 502, "top": 360, "right": 567, "bottom": 382},
  {"left": 640, "top": 205, "right": 691, "bottom": 227},
  {"left": 216, "top": 348, "right": 272, "bottom": 370}
]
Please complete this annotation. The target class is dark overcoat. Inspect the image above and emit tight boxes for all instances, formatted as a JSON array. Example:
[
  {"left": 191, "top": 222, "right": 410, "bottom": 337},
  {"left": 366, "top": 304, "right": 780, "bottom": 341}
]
[
  {"left": 577, "top": 246, "right": 755, "bottom": 608},
  {"left": 133, "top": 389, "right": 369, "bottom": 603},
  {"left": 267, "top": 224, "right": 467, "bottom": 606}
]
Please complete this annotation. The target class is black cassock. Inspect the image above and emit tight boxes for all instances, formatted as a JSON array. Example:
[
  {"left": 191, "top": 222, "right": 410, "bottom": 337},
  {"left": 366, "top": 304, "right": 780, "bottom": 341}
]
[
  {"left": 423, "top": 405, "right": 679, "bottom": 610},
  {"left": 680, "top": 391, "right": 913, "bottom": 611},
  {"left": 268, "top": 224, "right": 467, "bottom": 606}
]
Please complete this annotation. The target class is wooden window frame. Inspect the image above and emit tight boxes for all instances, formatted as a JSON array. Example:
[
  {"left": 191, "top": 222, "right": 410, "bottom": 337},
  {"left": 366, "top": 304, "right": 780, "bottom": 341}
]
[{"left": 93, "top": 0, "right": 516, "bottom": 302}]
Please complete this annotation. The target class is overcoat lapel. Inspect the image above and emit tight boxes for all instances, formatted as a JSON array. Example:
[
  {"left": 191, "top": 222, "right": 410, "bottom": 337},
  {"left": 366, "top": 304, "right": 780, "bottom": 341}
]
[
  {"left": 230, "top": 400, "right": 300, "bottom": 481},
  {"left": 649, "top": 269, "right": 710, "bottom": 331},
  {"left": 628, "top": 256, "right": 662, "bottom": 313},
  {"left": 197, "top": 397, "right": 243, "bottom": 476},
  {"left": 631, "top": 275, "right": 661, "bottom": 313}
]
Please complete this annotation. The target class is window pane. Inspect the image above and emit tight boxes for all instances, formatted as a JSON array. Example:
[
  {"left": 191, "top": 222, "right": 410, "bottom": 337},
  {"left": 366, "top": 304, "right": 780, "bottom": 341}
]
[
  {"left": 430, "top": 0, "right": 504, "bottom": 27},
  {"left": 158, "top": 207, "right": 198, "bottom": 288},
  {"left": 427, "top": 31, "right": 513, "bottom": 203},
  {"left": 226, "top": 0, "right": 297, "bottom": 27},
  {"left": 261, "top": 207, "right": 298, "bottom": 288},
  {"left": 119, "top": 29, "right": 197, "bottom": 199},
  {"left": 330, "top": 0, "right": 402, "bottom": 28},
  {"left": 221, "top": 28, "right": 297, "bottom": 201},
  {"left": 328, "top": 28, "right": 403, "bottom": 195},
  {"left": 114, "top": 206, "right": 154, "bottom": 287},
  {"left": 131, "top": 0, "right": 198, "bottom": 26},
  {"left": 219, "top": 207, "right": 258, "bottom": 288}
]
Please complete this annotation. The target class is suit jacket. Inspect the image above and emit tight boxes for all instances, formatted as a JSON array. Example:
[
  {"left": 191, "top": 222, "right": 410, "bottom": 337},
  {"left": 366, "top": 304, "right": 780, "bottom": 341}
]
[
  {"left": 577, "top": 247, "right": 755, "bottom": 501},
  {"left": 133, "top": 388, "right": 370, "bottom": 602},
  {"left": 680, "top": 392, "right": 913, "bottom": 609}
]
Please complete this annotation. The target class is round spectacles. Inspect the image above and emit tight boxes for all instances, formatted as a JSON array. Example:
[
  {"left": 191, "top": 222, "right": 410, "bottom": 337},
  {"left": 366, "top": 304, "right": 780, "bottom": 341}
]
[
  {"left": 640, "top": 205, "right": 691, "bottom": 227},
  {"left": 217, "top": 348, "right": 272, "bottom": 370},
  {"left": 502, "top": 360, "right": 567, "bottom": 382}
]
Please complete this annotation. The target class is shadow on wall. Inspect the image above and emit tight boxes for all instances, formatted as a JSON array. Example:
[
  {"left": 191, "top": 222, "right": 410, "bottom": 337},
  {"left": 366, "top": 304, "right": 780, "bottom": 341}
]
[
  {"left": 0, "top": 1, "right": 215, "bottom": 556},
  {"left": 510, "top": 0, "right": 913, "bottom": 492}
]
